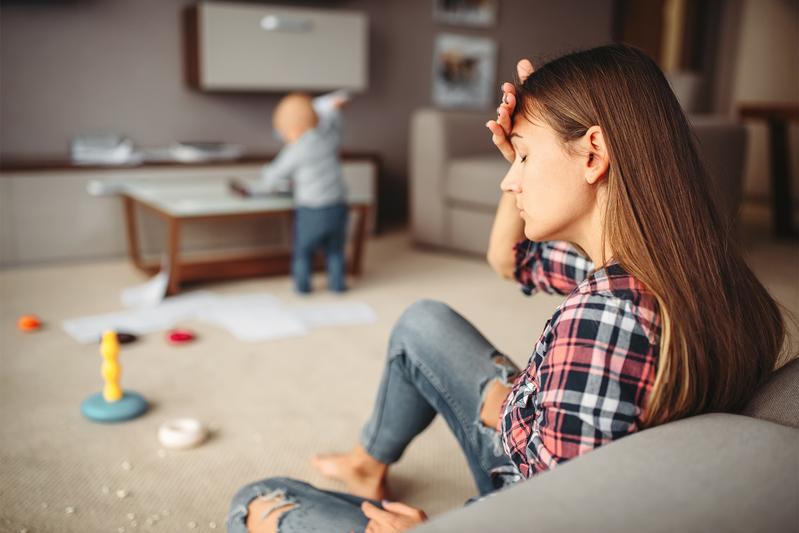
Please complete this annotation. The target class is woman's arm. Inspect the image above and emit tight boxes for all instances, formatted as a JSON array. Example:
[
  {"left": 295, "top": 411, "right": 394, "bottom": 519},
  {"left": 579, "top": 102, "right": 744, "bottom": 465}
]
[
  {"left": 485, "top": 59, "right": 592, "bottom": 291},
  {"left": 486, "top": 60, "right": 534, "bottom": 278},
  {"left": 487, "top": 191, "right": 525, "bottom": 279}
]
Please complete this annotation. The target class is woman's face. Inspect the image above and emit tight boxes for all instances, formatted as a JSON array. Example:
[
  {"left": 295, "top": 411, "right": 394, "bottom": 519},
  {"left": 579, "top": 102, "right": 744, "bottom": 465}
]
[{"left": 500, "top": 115, "right": 595, "bottom": 242}]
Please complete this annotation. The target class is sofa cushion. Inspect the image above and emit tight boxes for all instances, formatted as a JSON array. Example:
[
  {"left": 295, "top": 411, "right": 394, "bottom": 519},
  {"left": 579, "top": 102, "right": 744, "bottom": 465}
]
[
  {"left": 743, "top": 357, "right": 799, "bottom": 429},
  {"left": 445, "top": 156, "right": 506, "bottom": 209}
]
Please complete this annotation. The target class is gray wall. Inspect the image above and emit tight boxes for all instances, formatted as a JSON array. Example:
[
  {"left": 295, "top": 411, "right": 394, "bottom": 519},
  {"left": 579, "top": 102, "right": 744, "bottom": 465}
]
[{"left": 0, "top": 0, "right": 615, "bottom": 227}]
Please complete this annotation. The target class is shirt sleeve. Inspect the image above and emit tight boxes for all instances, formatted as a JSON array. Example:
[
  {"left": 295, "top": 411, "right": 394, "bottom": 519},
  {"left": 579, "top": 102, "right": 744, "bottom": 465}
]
[
  {"left": 501, "top": 295, "right": 657, "bottom": 478},
  {"left": 513, "top": 240, "right": 594, "bottom": 296},
  {"left": 258, "top": 144, "right": 301, "bottom": 193},
  {"left": 312, "top": 91, "right": 345, "bottom": 143}
]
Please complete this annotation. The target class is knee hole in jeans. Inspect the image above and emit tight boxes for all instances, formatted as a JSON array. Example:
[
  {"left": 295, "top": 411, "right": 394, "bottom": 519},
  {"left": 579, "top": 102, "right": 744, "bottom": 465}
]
[
  {"left": 246, "top": 489, "right": 299, "bottom": 533},
  {"left": 478, "top": 354, "right": 519, "bottom": 430}
]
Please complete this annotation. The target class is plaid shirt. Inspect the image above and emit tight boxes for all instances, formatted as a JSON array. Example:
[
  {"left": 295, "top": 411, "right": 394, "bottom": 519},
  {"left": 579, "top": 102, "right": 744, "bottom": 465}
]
[{"left": 492, "top": 240, "right": 661, "bottom": 488}]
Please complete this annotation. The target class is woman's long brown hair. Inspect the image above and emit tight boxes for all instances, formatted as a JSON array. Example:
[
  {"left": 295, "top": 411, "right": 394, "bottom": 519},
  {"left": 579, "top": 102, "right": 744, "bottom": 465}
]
[{"left": 514, "top": 44, "right": 788, "bottom": 427}]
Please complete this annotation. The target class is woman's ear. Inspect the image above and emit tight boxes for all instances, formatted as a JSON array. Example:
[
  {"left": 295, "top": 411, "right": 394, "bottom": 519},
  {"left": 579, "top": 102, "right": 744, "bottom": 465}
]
[{"left": 583, "top": 125, "right": 609, "bottom": 185}]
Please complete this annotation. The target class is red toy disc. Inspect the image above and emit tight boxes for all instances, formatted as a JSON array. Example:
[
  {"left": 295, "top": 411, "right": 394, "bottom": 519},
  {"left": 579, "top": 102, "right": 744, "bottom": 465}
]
[{"left": 167, "top": 329, "right": 196, "bottom": 345}]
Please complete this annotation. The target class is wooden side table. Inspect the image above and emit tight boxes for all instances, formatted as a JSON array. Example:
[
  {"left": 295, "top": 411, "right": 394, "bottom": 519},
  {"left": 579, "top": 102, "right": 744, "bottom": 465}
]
[
  {"left": 122, "top": 178, "right": 370, "bottom": 294},
  {"left": 738, "top": 103, "right": 799, "bottom": 239}
]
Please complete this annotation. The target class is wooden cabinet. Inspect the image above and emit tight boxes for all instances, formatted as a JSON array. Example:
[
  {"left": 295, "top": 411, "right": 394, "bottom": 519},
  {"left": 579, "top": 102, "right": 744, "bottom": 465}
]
[
  {"left": 184, "top": 2, "right": 368, "bottom": 92},
  {"left": 0, "top": 156, "right": 378, "bottom": 267}
]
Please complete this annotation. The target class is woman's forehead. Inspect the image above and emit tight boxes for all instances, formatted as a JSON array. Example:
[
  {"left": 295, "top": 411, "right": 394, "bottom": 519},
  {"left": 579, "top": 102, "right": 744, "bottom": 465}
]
[{"left": 511, "top": 115, "right": 550, "bottom": 138}]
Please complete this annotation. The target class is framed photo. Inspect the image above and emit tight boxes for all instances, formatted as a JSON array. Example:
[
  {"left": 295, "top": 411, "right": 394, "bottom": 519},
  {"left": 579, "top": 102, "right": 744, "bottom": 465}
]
[
  {"left": 433, "top": 0, "right": 498, "bottom": 28},
  {"left": 431, "top": 33, "right": 497, "bottom": 110}
]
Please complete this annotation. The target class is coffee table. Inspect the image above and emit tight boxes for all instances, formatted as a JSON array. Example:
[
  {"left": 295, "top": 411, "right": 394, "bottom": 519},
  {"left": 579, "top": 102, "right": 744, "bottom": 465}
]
[{"left": 121, "top": 177, "right": 370, "bottom": 294}]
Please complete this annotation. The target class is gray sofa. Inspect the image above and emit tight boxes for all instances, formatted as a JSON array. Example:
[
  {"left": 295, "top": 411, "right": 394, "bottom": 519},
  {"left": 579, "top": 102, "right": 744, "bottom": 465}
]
[
  {"left": 415, "top": 358, "right": 799, "bottom": 533},
  {"left": 409, "top": 109, "right": 746, "bottom": 255}
]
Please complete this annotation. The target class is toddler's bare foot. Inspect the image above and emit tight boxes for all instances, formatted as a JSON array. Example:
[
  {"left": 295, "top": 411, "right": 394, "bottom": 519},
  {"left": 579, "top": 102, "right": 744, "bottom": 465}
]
[{"left": 311, "top": 446, "right": 389, "bottom": 500}]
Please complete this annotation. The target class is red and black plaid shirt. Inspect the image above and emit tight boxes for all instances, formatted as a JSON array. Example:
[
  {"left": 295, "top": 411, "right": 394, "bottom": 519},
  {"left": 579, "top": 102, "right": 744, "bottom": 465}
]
[{"left": 492, "top": 240, "right": 661, "bottom": 488}]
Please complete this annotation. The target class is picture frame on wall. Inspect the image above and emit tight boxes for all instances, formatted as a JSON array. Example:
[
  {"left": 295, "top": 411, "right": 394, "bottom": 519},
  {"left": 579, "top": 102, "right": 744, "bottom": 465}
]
[
  {"left": 433, "top": 0, "right": 498, "bottom": 28},
  {"left": 431, "top": 33, "right": 497, "bottom": 110}
]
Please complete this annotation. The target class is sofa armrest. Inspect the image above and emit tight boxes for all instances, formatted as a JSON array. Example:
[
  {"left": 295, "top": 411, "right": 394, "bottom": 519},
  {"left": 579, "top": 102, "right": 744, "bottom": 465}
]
[
  {"left": 410, "top": 109, "right": 447, "bottom": 245},
  {"left": 409, "top": 109, "right": 496, "bottom": 247},
  {"left": 688, "top": 115, "right": 748, "bottom": 225},
  {"left": 413, "top": 413, "right": 799, "bottom": 533}
]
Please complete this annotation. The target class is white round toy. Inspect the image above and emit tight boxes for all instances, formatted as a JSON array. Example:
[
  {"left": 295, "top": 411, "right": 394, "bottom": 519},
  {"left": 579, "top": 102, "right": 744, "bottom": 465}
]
[{"left": 158, "top": 418, "right": 208, "bottom": 450}]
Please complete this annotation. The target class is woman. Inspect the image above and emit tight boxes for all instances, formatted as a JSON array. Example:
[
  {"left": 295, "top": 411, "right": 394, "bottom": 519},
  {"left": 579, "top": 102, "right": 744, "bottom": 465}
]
[{"left": 227, "top": 44, "right": 786, "bottom": 533}]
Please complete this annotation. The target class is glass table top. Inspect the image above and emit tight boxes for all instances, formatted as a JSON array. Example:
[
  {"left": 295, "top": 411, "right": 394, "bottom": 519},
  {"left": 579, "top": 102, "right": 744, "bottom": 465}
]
[{"left": 121, "top": 177, "right": 370, "bottom": 217}]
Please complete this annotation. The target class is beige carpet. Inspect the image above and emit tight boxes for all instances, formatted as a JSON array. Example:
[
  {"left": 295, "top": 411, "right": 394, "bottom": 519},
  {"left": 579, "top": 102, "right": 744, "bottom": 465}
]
[{"left": 1, "top": 229, "right": 797, "bottom": 533}]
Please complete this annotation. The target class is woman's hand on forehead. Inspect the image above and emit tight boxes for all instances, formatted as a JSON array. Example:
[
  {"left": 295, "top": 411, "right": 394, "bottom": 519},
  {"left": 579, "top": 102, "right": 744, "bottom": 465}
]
[
  {"left": 500, "top": 59, "right": 535, "bottom": 129},
  {"left": 486, "top": 58, "right": 535, "bottom": 164},
  {"left": 516, "top": 58, "right": 534, "bottom": 82}
]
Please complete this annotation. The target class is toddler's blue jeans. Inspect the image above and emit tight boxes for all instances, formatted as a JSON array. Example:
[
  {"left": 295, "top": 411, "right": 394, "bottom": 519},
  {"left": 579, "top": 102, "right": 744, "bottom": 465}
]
[
  {"left": 228, "top": 300, "right": 519, "bottom": 532},
  {"left": 293, "top": 202, "right": 348, "bottom": 293}
]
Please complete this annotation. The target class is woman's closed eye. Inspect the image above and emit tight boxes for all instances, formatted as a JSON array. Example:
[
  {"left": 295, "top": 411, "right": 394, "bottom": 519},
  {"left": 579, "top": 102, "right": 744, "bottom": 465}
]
[{"left": 518, "top": 155, "right": 528, "bottom": 163}]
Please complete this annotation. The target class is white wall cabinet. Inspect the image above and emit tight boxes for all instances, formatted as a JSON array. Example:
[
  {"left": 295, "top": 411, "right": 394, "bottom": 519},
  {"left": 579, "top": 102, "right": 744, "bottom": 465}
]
[{"left": 185, "top": 2, "right": 368, "bottom": 92}]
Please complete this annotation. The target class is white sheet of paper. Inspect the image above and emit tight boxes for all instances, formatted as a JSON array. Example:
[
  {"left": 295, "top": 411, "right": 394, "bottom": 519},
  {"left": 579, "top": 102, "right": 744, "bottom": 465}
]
[
  {"left": 63, "top": 292, "right": 377, "bottom": 344},
  {"left": 291, "top": 302, "right": 377, "bottom": 328},
  {"left": 196, "top": 293, "right": 308, "bottom": 341},
  {"left": 63, "top": 291, "right": 217, "bottom": 343},
  {"left": 121, "top": 257, "right": 170, "bottom": 308},
  {"left": 121, "top": 271, "right": 168, "bottom": 308}
]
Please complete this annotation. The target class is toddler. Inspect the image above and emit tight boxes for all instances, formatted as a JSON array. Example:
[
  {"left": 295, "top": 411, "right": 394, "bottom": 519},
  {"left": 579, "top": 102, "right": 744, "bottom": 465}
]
[{"left": 232, "top": 91, "right": 350, "bottom": 293}]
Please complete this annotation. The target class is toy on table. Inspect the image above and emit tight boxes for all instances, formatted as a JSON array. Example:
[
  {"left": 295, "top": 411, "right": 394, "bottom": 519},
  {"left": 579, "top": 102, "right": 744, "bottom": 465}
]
[
  {"left": 81, "top": 330, "right": 148, "bottom": 423},
  {"left": 17, "top": 314, "right": 42, "bottom": 332}
]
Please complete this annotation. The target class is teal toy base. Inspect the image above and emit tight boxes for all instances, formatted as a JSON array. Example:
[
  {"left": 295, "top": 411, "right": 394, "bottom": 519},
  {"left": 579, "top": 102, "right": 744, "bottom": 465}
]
[{"left": 81, "top": 391, "right": 148, "bottom": 423}]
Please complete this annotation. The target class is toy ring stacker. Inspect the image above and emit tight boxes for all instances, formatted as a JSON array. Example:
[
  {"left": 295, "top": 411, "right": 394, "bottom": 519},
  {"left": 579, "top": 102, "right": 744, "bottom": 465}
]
[{"left": 158, "top": 418, "right": 208, "bottom": 450}]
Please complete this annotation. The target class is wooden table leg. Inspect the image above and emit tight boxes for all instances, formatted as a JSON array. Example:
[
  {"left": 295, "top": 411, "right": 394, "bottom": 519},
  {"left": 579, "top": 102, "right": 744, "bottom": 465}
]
[
  {"left": 167, "top": 217, "right": 182, "bottom": 295},
  {"left": 349, "top": 204, "right": 368, "bottom": 276},
  {"left": 767, "top": 118, "right": 798, "bottom": 240},
  {"left": 123, "top": 196, "right": 146, "bottom": 272}
]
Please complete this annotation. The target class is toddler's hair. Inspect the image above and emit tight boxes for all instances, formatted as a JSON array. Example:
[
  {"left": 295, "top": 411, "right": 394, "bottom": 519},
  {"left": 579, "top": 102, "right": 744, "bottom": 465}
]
[{"left": 273, "top": 93, "right": 318, "bottom": 135}]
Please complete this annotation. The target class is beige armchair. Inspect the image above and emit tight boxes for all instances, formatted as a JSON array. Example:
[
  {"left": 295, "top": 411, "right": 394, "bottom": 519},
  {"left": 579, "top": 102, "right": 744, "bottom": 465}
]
[{"left": 409, "top": 108, "right": 746, "bottom": 255}]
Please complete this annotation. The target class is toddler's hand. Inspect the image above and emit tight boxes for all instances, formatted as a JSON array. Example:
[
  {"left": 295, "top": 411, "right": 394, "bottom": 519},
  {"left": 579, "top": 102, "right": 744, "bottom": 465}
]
[
  {"left": 229, "top": 178, "right": 251, "bottom": 197},
  {"left": 486, "top": 59, "right": 534, "bottom": 164}
]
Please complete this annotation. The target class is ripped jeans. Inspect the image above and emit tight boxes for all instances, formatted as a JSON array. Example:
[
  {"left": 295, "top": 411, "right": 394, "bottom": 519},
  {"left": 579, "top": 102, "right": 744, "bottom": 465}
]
[{"left": 227, "top": 299, "right": 519, "bottom": 532}]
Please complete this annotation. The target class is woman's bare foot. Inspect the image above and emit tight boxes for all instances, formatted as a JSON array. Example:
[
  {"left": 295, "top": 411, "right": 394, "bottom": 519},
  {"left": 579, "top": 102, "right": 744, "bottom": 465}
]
[{"left": 311, "top": 445, "right": 389, "bottom": 500}]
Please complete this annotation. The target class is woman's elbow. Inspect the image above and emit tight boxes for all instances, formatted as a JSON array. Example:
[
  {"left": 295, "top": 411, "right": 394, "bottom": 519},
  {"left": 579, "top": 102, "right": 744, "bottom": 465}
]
[{"left": 486, "top": 251, "right": 516, "bottom": 280}]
